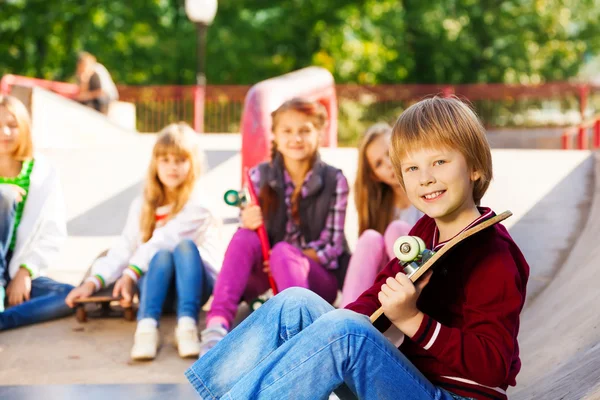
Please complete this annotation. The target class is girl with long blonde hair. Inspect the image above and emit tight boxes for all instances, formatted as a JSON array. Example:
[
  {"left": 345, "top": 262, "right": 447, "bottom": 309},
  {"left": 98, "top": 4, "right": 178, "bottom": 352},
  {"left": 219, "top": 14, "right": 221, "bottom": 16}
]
[
  {"left": 0, "top": 95, "right": 72, "bottom": 330},
  {"left": 340, "top": 122, "right": 422, "bottom": 307},
  {"left": 66, "top": 122, "right": 223, "bottom": 361}
]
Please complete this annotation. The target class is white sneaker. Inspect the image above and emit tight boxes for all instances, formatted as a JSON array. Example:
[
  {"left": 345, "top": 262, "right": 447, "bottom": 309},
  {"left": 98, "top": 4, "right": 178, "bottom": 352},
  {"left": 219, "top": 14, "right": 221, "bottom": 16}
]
[
  {"left": 199, "top": 326, "right": 228, "bottom": 358},
  {"left": 130, "top": 322, "right": 160, "bottom": 361},
  {"left": 175, "top": 319, "right": 201, "bottom": 358}
]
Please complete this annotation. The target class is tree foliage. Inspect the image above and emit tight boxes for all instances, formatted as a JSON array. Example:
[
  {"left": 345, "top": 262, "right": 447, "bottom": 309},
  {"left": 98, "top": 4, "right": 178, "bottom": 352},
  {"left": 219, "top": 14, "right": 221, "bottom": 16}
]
[{"left": 1, "top": 0, "right": 599, "bottom": 85}]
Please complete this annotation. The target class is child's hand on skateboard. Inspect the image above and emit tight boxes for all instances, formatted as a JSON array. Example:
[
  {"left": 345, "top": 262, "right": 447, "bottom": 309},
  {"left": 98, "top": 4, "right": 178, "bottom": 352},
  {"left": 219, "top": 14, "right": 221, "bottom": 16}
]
[
  {"left": 240, "top": 204, "right": 263, "bottom": 230},
  {"left": 6, "top": 267, "right": 31, "bottom": 306},
  {"left": 113, "top": 274, "right": 136, "bottom": 307},
  {"left": 378, "top": 270, "right": 432, "bottom": 337},
  {"left": 65, "top": 281, "right": 96, "bottom": 308}
]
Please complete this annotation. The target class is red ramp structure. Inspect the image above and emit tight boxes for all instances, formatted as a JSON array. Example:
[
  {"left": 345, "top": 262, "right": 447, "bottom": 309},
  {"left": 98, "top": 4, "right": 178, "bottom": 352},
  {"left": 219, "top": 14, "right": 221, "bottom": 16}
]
[{"left": 240, "top": 67, "right": 337, "bottom": 174}]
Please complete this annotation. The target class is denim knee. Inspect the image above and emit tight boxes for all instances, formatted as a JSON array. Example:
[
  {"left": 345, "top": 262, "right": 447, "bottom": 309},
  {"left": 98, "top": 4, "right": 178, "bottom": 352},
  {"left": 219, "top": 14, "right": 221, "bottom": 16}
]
[
  {"left": 272, "top": 287, "right": 324, "bottom": 308},
  {"left": 174, "top": 238, "right": 199, "bottom": 257},
  {"left": 148, "top": 249, "right": 174, "bottom": 269},
  {"left": 318, "top": 309, "right": 372, "bottom": 335}
]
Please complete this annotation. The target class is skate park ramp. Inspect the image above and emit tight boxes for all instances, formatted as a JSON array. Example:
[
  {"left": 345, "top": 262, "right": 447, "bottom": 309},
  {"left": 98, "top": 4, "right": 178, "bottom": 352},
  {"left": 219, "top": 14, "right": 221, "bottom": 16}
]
[
  {"left": 0, "top": 119, "right": 599, "bottom": 399},
  {"left": 11, "top": 85, "right": 136, "bottom": 148}
]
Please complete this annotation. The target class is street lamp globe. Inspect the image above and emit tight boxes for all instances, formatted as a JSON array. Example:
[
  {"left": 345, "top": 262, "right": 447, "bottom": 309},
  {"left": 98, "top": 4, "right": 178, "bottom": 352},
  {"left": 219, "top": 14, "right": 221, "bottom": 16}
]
[{"left": 185, "top": 0, "right": 218, "bottom": 25}]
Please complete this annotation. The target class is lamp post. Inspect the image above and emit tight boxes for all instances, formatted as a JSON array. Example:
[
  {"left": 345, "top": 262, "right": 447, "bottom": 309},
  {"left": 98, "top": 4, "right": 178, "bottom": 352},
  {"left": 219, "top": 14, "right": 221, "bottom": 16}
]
[{"left": 185, "top": 0, "right": 218, "bottom": 133}]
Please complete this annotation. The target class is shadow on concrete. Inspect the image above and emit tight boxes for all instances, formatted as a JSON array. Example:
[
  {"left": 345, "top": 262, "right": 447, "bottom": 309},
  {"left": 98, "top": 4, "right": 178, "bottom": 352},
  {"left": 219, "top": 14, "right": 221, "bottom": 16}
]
[
  {"left": 506, "top": 153, "right": 594, "bottom": 303},
  {"left": 67, "top": 150, "right": 237, "bottom": 236}
]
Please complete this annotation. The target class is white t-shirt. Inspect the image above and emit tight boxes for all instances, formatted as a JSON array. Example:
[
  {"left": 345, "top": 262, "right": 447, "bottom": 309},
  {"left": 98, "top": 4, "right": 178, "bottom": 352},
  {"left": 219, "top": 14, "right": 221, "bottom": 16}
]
[{"left": 94, "top": 63, "right": 119, "bottom": 101}]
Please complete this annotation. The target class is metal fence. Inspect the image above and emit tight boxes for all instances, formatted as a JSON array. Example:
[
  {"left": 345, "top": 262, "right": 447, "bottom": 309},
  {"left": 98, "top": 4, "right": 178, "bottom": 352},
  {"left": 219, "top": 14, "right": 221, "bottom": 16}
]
[{"left": 117, "top": 83, "right": 600, "bottom": 144}]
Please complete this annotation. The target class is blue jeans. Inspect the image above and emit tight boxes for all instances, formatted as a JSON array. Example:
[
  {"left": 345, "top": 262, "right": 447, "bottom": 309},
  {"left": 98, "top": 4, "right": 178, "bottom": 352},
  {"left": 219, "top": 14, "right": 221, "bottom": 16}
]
[
  {"left": 186, "top": 288, "right": 469, "bottom": 400},
  {"left": 0, "top": 276, "right": 75, "bottom": 330},
  {"left": 0, "top": 185, "right": 18, "bottom": 288},
  {"left": 137, "top": 239, "right": 213, "bottom": 322},
  {"left": 0, "top": 186, "right": 75, "bottom": 330}
]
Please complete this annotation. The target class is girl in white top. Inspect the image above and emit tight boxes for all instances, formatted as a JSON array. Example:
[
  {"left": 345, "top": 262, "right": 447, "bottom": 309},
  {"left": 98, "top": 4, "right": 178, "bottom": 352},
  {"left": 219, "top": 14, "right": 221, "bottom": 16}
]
[
  {"left": 66, "top": 122, "right": 223, "bottom": 360},
  {"left": 340, "top": 123, "right": 423, "bottom": 307},
  {"left": 0, "top": 95, "right": 71, "bottom": 331}
]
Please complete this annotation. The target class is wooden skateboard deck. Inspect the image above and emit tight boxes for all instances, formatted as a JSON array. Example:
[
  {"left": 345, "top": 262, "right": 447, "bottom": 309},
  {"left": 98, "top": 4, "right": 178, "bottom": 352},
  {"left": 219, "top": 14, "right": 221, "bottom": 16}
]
[
  {"left": 73, "top": 287, "right": 136, "bottom": 323},
  {"left": 73, "top": 250, "right": 137, "bottom": 322},
  {"left": 370, "top": 210, "right": 512, "bottom": 323}
]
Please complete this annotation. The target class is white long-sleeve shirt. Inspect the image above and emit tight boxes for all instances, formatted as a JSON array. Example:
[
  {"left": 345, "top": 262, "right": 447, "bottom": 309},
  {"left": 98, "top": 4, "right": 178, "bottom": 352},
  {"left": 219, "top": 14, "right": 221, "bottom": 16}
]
[
  {"left": 8, "top": 155, "right": 67, "bottom": 279},
  {"left": 87, "top": 188, "right": 224, "bottom": 291}
]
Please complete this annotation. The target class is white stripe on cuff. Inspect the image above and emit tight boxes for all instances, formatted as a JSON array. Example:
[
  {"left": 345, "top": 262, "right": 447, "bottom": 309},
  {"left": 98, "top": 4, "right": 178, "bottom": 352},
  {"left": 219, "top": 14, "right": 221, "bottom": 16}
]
[{"left": 423, "top": 321, "right": 441, "bottom": 350}]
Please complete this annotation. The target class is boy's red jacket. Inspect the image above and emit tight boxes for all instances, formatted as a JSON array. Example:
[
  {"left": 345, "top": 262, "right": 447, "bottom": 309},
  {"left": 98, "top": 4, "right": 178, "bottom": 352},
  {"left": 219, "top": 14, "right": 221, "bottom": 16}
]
[{"left": 346, "top": 208, "right": 529, "bottom": 400}]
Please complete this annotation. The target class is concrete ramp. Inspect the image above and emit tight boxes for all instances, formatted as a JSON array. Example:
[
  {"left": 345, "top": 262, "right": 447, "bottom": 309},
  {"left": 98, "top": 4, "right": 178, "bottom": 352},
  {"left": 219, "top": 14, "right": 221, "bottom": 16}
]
[
  {"left": 0, "top": 137, "right": 598, "bottom": 398},
  {"left": 12, "top": 85, "right": 135, "bottom": 149},
  {"left": 511, "top": 152, "right": 600, "bottom": 399}
]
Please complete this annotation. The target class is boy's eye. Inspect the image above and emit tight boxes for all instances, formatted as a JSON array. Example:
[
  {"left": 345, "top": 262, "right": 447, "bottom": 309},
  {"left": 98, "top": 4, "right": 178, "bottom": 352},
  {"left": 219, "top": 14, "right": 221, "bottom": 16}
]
[
  {"left": 405, "top": 166, "right": 417, "bottom": 172},
  {"left": 434, "top": 160, "right": 446, "bottom": 166}
]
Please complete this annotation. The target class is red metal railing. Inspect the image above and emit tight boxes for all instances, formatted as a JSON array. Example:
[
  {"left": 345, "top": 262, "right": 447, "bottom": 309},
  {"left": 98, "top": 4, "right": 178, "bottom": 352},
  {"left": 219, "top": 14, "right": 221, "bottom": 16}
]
[
  {"left": 0, "top": 74, "right": 79, "bottom": 98},
  {"left": 561, "top": 116, "right": 600, "bottom": 150},
  {"left": 3, "top": 73, "right": 600, "bottom": 136}
]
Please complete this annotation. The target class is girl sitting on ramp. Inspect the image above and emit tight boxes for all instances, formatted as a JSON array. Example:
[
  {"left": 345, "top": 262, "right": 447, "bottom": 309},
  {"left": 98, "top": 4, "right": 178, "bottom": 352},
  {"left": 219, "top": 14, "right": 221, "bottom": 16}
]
[
  {"left": 66, "top": 122, "right": 223, "bottom": 361},
  {"left": 198, "top": 98, "right": 350, "bottom": 357},
  {"left": 340, "top": 122, "right": 422, "bottom": 307}
]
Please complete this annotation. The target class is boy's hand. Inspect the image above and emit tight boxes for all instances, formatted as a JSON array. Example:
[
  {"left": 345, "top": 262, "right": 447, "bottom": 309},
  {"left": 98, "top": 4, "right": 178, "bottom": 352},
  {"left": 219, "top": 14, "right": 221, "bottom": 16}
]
[
  {"left": 378, "top": 271, "right": 432, "bottom": 337},
  {"left": 6, "top": 267, "right": 32, "bottom": 306},
  {"left": 65, "top": 281, "right": 96, "bottom": 308},
  {"left": 240, "top": 204, "right": 263, "bottom": 230},
  {"left": 113, "top": 274, "right": 136, "bottom": 307}
]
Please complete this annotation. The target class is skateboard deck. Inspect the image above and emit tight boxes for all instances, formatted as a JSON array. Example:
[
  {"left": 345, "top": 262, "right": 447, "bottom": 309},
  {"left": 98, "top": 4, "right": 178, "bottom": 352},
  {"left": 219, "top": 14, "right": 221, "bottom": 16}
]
[
  {"left": 73, "top": 250, "right": 137, "bottom": 323},
  {"left": 223, "top": 168, "right": 278, "bottom": 295},
  {"left": 73, "top": 286, "right": 136, "bottom": 323},
  {"left": 370, "top": 210, "right": 512, "bottom": 323}
]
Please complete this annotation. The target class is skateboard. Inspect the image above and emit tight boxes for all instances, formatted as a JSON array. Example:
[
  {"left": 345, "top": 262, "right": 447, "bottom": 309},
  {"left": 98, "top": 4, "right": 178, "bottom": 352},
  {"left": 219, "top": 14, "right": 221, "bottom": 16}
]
[
  {"left": 224, "top": 168, "right": 279, "bottom": 296},
  {"left": 370, "top": 210, "right": 512, "bottom": 323},
  {"left": 73, "top": 250, "right": 137, "bottom": 323},
  {"left": 73, "top": 289, "right": 136, "bottom": 323}
]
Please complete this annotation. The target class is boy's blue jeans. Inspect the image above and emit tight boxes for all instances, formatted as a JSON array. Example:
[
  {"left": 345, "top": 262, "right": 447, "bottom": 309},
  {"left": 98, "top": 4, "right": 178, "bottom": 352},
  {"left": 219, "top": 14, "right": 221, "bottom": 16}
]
[
  {"left": 0, "top": 186, "right": 74, "bottom": 330},
  {"left": 137, "top": 239, "right": 213, "bottom": 322},
  {"left": 185, "top": 288, "right": 469, "bottom": 400}
]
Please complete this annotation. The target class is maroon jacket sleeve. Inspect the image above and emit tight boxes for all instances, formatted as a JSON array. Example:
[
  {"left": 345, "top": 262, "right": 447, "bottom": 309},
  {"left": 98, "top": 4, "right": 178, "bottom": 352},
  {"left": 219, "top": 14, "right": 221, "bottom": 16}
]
[{"left": 409, "top": 246, "right": 526, "bottom": 387}]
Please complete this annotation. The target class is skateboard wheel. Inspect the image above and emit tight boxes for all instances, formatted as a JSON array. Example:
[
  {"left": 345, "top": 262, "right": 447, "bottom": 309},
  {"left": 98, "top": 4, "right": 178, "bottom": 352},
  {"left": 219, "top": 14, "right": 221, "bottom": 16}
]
[
  {"left": 414, "top": 237, "right": 426, "bottom": 254},
  {"left": 224, "top": 190, "right": 241, "bottom": 206},
  {"left": 123, "top": 307, "right": 135, "bottom": 321},
  {"left": 75, "top": 306, "right": 87, "bottom": 323},
  {"left": 250, "top": 298, "right": 265, "bottom": 312},
  {"left": 393, "top": 236, "right": 420, "bottom": 262}
]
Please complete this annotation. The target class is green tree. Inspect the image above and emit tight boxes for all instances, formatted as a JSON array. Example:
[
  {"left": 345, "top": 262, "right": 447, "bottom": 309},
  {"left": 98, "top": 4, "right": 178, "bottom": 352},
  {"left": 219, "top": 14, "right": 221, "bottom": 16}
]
[{"left": 1, "top": 0, "right": 599, "bottom": 85}]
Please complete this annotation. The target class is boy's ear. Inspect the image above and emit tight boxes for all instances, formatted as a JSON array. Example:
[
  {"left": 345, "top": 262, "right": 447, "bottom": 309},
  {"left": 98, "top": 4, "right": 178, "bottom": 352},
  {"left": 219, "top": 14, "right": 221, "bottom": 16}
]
[{"left": 471, "top": 169, "right": 482, "bottom": 182}]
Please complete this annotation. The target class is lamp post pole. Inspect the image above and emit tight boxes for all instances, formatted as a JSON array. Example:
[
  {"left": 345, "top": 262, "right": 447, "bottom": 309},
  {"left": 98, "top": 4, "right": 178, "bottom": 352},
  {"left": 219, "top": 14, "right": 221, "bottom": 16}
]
[
  {"left": 196, "top": 22, "right": 207, "bottom": 87},
  {"left": 186, "top": 0, "right": 217, "bottom": 133},
  {"left": 194, "top": 22, "right": 207, "bottom": 132}
]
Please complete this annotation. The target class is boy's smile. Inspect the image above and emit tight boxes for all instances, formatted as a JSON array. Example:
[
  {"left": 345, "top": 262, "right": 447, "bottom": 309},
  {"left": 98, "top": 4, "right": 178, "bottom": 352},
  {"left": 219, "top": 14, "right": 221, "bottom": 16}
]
[{"left": 400, "top": 146, "right": 482, "bottom": 239}]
